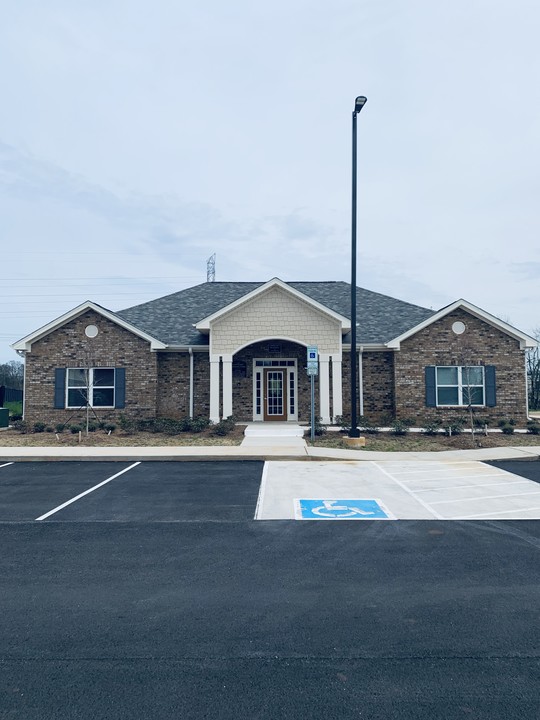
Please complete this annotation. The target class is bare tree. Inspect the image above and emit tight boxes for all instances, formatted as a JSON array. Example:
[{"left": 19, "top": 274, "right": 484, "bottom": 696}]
[
  {"left": 0, "top": 361, "right": 24, "bottom": 389},
  {"left": 527, "top": 328, "right": 540, "bottom": 411}
]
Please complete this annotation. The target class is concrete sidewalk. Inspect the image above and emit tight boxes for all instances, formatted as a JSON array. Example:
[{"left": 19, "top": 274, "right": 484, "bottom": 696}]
[{"left": 0, "top": 444, "right": 539, "bottom": 462}]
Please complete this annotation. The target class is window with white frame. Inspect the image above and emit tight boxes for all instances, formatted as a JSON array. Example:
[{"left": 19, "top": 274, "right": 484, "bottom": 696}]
[
  {"left": 66, "top": 368, "right": 115, "bottom": 408},
  {"left": 436, "top": 366, "right": 485, "bottom": 406}
]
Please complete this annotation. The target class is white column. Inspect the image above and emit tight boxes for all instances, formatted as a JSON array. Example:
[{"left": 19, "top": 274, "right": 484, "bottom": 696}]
[
  {"left": 209, "top": 355, "right": 220, "bottom": 423},
  {"left": 319, "top": 355, "right": 331, "bottom": 425},
  {"left": 331, "top": 355, "right": 343, "bottom": 421},
  {"left": 222, "top": 354, "right": 233, "bottom": 419}
]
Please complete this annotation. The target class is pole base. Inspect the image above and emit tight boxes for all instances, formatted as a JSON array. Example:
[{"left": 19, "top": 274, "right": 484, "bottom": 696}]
[{"left": 343, "top": 436, "right": 366, "bottom": 448}]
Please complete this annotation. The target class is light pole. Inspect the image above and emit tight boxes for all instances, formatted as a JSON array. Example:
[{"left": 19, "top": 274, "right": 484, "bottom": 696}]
[{"left": 349, "top": 95, "right": 367, "bottom": 438}]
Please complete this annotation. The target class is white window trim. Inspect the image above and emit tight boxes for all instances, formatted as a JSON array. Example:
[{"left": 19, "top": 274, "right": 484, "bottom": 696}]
[
  {"left": 435, "top": 365, "right": 485, "bottom": 407},
  {"left": 66, "top": 367, "right": 116, "bottom": 409},
  {"left": 252, "top": 358, "right": 297, "bottom": 421}
]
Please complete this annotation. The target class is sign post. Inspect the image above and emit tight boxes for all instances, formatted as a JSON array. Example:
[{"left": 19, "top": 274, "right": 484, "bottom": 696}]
[{"left": 306, "top": 347, "right": 318, "bottom": 441}]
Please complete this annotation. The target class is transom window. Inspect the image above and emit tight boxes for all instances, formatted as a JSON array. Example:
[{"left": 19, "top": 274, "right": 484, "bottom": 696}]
[
  {"left": 436, "top": 366, "right": 485, "bottom": 406},
  {"left": 67, "top": 368, "right": 115, "bottom": 408}
]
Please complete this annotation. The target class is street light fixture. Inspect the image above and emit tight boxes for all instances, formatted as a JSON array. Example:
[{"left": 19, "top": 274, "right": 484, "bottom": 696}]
[{"left": 349, "top": 95, "right": 367, "bottom": 438}]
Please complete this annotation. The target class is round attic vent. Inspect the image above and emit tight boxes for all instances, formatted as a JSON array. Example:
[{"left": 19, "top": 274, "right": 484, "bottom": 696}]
[
  {"left": 452, "top": 321, "right": 466, "bottom": 335},
  {"left": 85, "top": 324, "right": 99, "bottom": 338}
]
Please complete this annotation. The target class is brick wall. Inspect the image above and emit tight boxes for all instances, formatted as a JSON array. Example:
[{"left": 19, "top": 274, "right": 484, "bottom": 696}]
[
  {"left": 341, "top": 351, "right": 395, "bottom": 423},
  {"left": 155, "top": 352, "right": 210, "bottom": 419},
  {"left": 394, "top": 309, "right": 528, "bottom": 424},
  {"left": 24, "top": 310, "right": 158, "bottom": 425}
]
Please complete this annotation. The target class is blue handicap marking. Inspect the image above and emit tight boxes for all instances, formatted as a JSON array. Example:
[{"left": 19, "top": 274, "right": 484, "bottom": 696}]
[{"left": 296, "top": 498, "right": 390, "bottom": 520}]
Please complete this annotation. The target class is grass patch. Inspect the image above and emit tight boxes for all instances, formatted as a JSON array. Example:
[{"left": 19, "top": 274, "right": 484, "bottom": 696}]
[{"left": 4, "top": 401, "right": 22, "bottom": 417}]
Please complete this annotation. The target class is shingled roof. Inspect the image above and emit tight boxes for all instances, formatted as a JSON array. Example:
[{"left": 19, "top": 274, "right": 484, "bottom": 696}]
[{"left": 116, "top": 281, "right": 434, "bottom": 347}]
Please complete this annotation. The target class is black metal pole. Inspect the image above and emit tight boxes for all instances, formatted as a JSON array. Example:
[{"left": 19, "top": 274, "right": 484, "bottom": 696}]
[{"left": 349, "top": 97, "right": 366, "bottom": 438}]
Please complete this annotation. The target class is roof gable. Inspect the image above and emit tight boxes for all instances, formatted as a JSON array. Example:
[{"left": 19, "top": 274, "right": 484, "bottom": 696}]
[
  {"left": 195, "top": 278, "right": 350, "bottom": 331},
  {"left": 12, "top": 301, "right": 167, "bottom": 352},
  {"left": 386, "top": 299, "right": 538, "bottom": 350}
]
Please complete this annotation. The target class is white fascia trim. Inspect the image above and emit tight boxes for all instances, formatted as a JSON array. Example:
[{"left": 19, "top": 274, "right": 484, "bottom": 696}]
[
  {"left": 194, "top": 277, "right": 350, "bottom": 330},
  {"left": 11, "top": 301, "right": 167, "bottom": 352},
  {"left": 342, "top": 343, "right": 388, "bottom": 351},
  {"left": 158, "top": 346, "right": 209, "bottom": 353},
  {"left": 386, "top": 299, "right": 538, "bottom": 350}
]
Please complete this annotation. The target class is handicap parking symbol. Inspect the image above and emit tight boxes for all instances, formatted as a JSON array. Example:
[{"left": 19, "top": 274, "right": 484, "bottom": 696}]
[{"left": 295, "top": 498, "right": 393, "bottom": 520}]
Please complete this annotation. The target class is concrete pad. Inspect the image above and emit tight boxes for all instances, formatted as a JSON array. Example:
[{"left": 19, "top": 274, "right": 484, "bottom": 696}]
[{"left": 256, "top": 460, "right": 540, "bottom": 520}]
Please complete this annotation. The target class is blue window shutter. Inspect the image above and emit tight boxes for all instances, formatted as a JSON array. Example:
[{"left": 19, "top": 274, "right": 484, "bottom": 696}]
[
  {"left": 425, "top": 366, "right": 436, "bottom": 407},
  {"left": 485, "top": 366, "right": 496, "bottom": 407},
  {"left": 54, "top": 368, "right": 66, "bottom": 409},
  {"left": 115, "top": 368, "right": 126, "bottom": 409}
]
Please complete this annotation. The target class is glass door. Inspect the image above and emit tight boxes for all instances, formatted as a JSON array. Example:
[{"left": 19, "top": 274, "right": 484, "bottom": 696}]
[{"left": 264, "top": 369, "right": 287, "bottom": 421}]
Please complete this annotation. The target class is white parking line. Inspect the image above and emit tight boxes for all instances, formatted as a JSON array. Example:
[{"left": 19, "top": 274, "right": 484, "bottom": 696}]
[
  {"left": 0, "top": 462, "right": 14, "bottom": 469},
  {"left": 371, "top": 462, "right": 444, "bottom": 519},
  {"left": 35, "top": 462, "right": 141, "bottom": 521},
  {"left": 429, "top": 490, "right": 540, "bottom": 506},
  {"left": 414, "top": 480, "right": 534, "bottom": 493}
]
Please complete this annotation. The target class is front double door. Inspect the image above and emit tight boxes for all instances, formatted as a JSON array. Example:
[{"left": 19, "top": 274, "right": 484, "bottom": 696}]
[{"left": 264, "top": 369, "right": 287, "bottom": 421}]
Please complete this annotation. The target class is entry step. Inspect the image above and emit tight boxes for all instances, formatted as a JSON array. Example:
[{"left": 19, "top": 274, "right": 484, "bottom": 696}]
[{"left": 244, "top": 423, "right": 305, "bottom": 438}]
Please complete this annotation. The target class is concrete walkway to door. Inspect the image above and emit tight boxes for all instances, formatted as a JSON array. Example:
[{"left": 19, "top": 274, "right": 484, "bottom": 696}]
[{"left": 241, "top": 423, "right": 306, "bottom": 450}]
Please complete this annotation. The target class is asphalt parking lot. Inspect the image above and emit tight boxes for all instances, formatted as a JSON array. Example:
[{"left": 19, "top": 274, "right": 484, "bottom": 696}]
[{"left": 1, "top": 460, "right": 539, "bottom": 719}]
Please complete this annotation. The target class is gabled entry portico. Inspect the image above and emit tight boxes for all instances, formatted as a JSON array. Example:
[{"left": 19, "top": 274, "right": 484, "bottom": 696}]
[{"left": 195, "top": 279, "right": 349, "bottom": 424}]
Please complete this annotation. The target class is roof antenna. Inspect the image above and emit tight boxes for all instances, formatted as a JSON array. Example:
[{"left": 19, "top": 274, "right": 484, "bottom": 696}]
[{"left": 207, "top": 253, "right": 216, "bottom": 283}]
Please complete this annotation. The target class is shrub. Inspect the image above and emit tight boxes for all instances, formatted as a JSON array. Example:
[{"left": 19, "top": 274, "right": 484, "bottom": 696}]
[
  {"left": 310, "top": 416, "right": 327, "bottom": 436},
  {"left": 526, "top": 420, "right": 540, "bottom": 435},
  {"left": 33, "top": 422, "right": 46, "bottom": 433},
  {"left": 498, "top": 420, "right": 515, "bottom": 435},
  {"left": 104, "top": 423, "right": 116, "bottom": 432},
  {"left": 55, "top": 423, "right": 65, "bottom": 433},
  {"left": 189, "top": 416, "right": 211, "bottom": 433},
  {"left": 118, "top": 414, "right": 137, "bottom": 434},
  {"left": 70, "top": 424, "right": 83, "bottom": 434},
  {"left": 211, "top": 416, "right": 236, "bottom": 436},
  {"left": 87, "top": 422, "right": 99, "bottom": 432},
  {"left": 422, "top": 419, "right": 442, "bottom": 435},
  {"left": 11, "top": 419, "right": 28, "bottom": 433},
  {"left": 136, "top": 418, "right": 158, "bottom": 433},
  {"left": 334, "top": 415, "right": 351, "bottom": 432},
  {"left": 45, "top": 426, "right": 54, "bottom": 433},
  {"left": 444, "top": 417, "right": 465, "bottom": 436},
  {"left": 357, "top": 416, "right": 379, "bottom": 434},
  {"left": 391, "top": 419, "right": 411, "bottom": 436}
]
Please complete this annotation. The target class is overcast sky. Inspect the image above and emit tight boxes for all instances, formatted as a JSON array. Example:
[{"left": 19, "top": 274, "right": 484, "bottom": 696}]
[{"left": 1, "top": 0, "right": 538, "bottom": 362}]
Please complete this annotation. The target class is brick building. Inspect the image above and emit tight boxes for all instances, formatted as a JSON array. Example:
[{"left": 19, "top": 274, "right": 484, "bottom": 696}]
[{"left": 12, "top": 278, "right": 536, "bottom": 426}]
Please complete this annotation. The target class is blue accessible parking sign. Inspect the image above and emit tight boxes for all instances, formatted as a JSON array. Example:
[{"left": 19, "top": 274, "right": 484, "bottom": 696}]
[{"left": 295, "top": 499, "right": 392, "bottom": 520}]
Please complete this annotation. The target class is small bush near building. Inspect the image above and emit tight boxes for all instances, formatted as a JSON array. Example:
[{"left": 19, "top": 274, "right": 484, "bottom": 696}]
[
  {"left": 33, "top": 422, "right": 46, "bottom": 433},
  {"left": 498, "top": 419, "right": 515, "bottom": 435},
  {"left": 211, "top": 416, "right": 236, "bottom": 436},
  {"left": 422, "top": 419, "right": 442, "bottom": 435},
  {"left": 444, "top": 417, "right": 466, "bottom": 436},
  {"left": 526, "top": 420, "right": 540, "bottom": 435},
  {"left": 356, "top": 416, "right": 379, "bottom": 434},
  {"left": 391, "top": 419, "right": 411, "bottom": 436}
]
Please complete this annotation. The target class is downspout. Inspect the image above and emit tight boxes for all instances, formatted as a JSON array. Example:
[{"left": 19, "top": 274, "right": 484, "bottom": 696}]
[
  {"left": 189, "top": 348, "right": 194, "bottom": 419},
  {"left": 358, "top": 346, "right": 364, "bottom": 418},
  {"left": 17, "top": 350, "right": 26, "bottom": 420}
]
